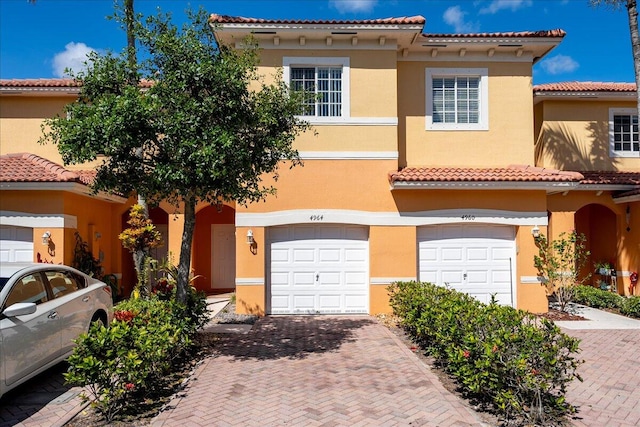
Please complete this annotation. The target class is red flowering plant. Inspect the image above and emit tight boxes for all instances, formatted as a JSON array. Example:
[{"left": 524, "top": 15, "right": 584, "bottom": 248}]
[{"left": 152, "top": 277, "right": 175, "bottom": 300}]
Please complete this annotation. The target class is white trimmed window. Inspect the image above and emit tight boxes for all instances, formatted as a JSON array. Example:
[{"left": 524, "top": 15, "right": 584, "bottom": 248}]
[
  {"left": 610, "top": 108, "right": 639, "bottom": 157},
  {"left": 426, "top": 68, "right": 488, "bottom": 131},
  {"left": 284, "top": 57, "right": 350, "bottom": 122}
]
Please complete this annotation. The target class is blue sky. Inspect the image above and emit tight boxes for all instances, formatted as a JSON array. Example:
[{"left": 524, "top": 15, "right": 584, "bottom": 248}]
[{"left": 0, "top": 0, "right": 635, "bottom": 84}]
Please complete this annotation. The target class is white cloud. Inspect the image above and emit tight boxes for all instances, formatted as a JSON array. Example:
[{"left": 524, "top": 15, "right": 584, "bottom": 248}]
[
  {"left": 479, "top": 0, "right": 533, "bottom": 14},
  {"left": 540, "top": 54, "right": 579, "bottom": 75},
  {"left": 330, "top": 0, "right": 377, "bottom": 13},
  {"left": 52, "top": 42, "right": 96, "bottom": 78},
  {"left": 443, "top": 6, "right": 480, "bottom": 33}
]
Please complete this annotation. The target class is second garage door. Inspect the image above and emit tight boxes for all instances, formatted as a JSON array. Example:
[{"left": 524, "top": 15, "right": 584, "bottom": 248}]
[
  {"left": 269, "top": 225, "right": 369, "bottom": 314},
  {"left": 418, "top": 224, "right": 515, "bottom": 306}
]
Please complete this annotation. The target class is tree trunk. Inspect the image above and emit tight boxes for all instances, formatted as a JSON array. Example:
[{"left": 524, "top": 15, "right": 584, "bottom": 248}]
[
  {"left": 176, "top": 195, "right": 196, "bottom": 304},
  {"left": 124, "top": 0, "right": 137, "bottom": 83},
  {"left": 626, "top": 0, "right": 640, "bottom": 113}
]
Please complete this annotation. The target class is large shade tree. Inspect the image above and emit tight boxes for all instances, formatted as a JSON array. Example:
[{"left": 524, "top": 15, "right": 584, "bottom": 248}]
[{"left": 42, "top": 8, "right": 309, "bottom": 303}]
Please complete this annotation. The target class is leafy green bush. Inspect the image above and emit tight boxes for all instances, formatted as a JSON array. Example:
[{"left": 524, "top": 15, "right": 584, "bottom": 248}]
[
  {"left": 620, "top": 296, "right": 640, "bottom": 318},
  {"left": 572, "top": 285, "right": 624, "bottom": 309},
  {"left": 65, "top": 297, "right": 193, "bottom": 422},
  {"left": 389, "top": 281, "right": 582, "bottom": 425}
]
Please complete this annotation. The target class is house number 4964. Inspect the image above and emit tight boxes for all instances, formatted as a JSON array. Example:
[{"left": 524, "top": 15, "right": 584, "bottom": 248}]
[
  {"left": 461, "top": 215, "right": 476, "bottom": 221},
  {"left": 310, "top": 215, "right": 324, "bottom": 221}
]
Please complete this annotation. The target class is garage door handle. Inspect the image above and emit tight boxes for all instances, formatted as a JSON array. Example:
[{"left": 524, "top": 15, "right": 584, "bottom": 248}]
[
  {"left": 48, "top": 311, "right": 58, "bottom": 319},
  {"left": 316, "top": 273, "right": 319, "bottom": 282},
  {"left": 82, "top": 296, "right": 90, "bottom": 302}
]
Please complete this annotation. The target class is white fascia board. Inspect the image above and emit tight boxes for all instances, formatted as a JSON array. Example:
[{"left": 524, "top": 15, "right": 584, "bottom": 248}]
[
  {"left": 533, "top": 92, "right": 635, "bottom": 104},
  {"left": 390, "top": 181, "right": 580, "bottom": 191},
  {"left": 0, "top": 87, "right": 80, "bottom": 96},
  {"left": 614, "top": 194, "right": 640, "bottom": 204},
  {"left": 406, "top": 52, "right": 534, "bottom": 63},
  {"left": 577, "top": 184, "right": 638, "bottom": 192},
  {"left": 236, "top": 208, "right": 548, "bottom": 227},
  {"left": 299, "top": 151, "right": 398, "bottom": 160},
  {"left": 1, "top": 210, "right": 78, "bottom": 229},
  {"left": 220, "top": 23, "right": 423, "bottom": 32},
  {"left": 257, "top": 40, "right": 399, "bottom": 51},
  {"left": 0, "top": 182, "right": 127, "bottom": 203}
]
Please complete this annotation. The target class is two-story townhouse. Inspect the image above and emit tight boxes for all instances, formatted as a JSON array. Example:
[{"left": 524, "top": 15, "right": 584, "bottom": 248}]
[
  {"left": 2, "top": 14, "right": 638, "bottom": 315},
  {"left": 210, "top": 14, "right": 593, "bottom": 315},
  {"left": 534, "top": 82, "right": 640, "bottom": 293}
]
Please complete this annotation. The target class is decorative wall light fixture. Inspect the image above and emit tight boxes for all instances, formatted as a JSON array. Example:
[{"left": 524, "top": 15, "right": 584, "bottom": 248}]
[
  {"left": 42, "top": 231, "right": 51, "bottom": 246},
  {"left": 531, "top": 225, "right": 541, "bottom": 239},
  {"left": 246, "top": 229, "right": 254, "bottom": 245}
]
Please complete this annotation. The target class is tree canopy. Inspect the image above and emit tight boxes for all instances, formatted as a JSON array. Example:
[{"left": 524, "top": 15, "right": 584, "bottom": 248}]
[{"left": 42, "top": 8, "right": 309, "bottom": 302}]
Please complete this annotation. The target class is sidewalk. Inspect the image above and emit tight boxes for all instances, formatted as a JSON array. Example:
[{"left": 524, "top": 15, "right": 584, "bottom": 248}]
[{"left": 553, "top": 303, "right": 640, "bottom": 330}]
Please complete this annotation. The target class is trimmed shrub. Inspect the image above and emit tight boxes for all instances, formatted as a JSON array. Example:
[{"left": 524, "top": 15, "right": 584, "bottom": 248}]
[
  {"left": 65, "top": 297, "right": 194, "bottom": 422},
  {"left": 620, "top": 296, "right": 640, "bottom": 318},
  {"left": 573, "top": 285, "right": 624, "bottom": 309},
  {"left": 389, "top": 281, "right": 582, "bottom": 425}
]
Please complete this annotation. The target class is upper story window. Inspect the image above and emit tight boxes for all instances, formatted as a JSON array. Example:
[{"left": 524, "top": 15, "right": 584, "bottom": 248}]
[
  {"left": 426, "top": 68, "right": 488, "bottom": 131},
  {"left": 284, "top": 57, "right": 350, "bottom": 122},
  {"left": 610, "top": 108, "right": 639, "bottom": 157}
]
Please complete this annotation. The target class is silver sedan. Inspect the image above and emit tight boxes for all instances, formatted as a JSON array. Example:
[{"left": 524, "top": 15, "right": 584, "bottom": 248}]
[{"left": 0, "top": 263, "right": 113, "bottom": 397}]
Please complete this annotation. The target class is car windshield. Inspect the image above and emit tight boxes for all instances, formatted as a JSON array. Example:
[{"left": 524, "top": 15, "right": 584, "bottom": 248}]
[{"left": 0, "top": 277, "right": 9, "bottom": 291}]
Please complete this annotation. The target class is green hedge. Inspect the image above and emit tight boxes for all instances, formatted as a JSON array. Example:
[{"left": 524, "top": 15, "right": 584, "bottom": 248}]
[
  {"left": 65, "top": 290, "right": 209, "bottom": 422},
  {"left": 389, "top": 281, "right": 582, "bottom": 425},
  {"left": 573, "top": 285, "right": 640, "bottom": 318}
]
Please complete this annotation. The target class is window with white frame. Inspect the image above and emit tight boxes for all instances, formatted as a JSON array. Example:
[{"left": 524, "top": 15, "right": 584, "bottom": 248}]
[
  {"left": 425, "top": 68, "right": 488, "bottom": 131},
  {"left": 610, "top": 108, "right": 639, "bottom": 157},
  {"left": 284, "top": 57, "right": 349, "bottom": 121}
]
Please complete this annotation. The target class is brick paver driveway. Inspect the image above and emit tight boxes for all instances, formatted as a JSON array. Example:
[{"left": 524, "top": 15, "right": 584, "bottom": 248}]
[
  {"left": 564, "top": 329, "right": 640, "bottom": 427},
  {"left": 152, "top": 316, "right": 487, "bottom": 427},
  {"left": 0, "top": 362, "right": 85, "bottom": 427}
]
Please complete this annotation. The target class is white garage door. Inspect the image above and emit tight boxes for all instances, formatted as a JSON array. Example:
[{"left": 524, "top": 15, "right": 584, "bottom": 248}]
[
  {"left": 418, "top": 224, "right": 515, "bottom": 306},
  {"left": 0, "top": 225, "right": 34, "bottom": 263},
  {"left": 269, "top": 225, "right": 369, "bottom": 314}
]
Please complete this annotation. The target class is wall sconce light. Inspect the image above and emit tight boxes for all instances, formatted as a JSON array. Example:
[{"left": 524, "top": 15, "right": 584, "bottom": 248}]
[
  {"left": 531, "top": 225, "right": 541, "bottom": 239},
  {"left": 246, "top": 229, "right": 254, "bottom": 245},
  {"left": 627, "top": 205, "right": 631, "bottom": 232},
  {"left": 94, "top": 232, "right": 102, "bottom": 241},
  {"left": 42, "top": 231, "right": 51, "bottom": 246}
]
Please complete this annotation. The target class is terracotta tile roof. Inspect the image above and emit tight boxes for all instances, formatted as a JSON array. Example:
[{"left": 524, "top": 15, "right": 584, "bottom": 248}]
[
  {"left": 0, "top": 78, "right": 153, "bottom": 89},
  {"left": 209, "top": 14, "right": 426, "bottom": 25},
  {"left": 614, "top": 188, "right": 640, "bottom": 199},
  {"left": 533, "top": 82, "right": 636, "bottom": 92},
  {"left": 389, "top": 165, "right": 583, "bottom": 184},
  {"left": 0, "top": 78, "right": 81, "bottom": 88},
  {"left": 422, "top": 29, "right": 566, "bottom": 38},
  {"left": 579, "top": 171, "right": 640, "bottom": 186},
  {"left": 0, "top": 153, "right": 94, "bottom": 185}
]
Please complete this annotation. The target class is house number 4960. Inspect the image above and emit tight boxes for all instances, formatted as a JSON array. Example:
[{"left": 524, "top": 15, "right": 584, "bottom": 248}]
[
  {"left": 461, "top": 215, "right": 476, "bottom": 221},
  {"left": 310, "top": 215, "right": 324, "bottom": 221}
]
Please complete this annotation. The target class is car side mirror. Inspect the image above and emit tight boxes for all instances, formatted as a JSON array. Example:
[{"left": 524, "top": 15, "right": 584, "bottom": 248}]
[{"left": 3, "top": 302, "right": 37, "bottom": 317}]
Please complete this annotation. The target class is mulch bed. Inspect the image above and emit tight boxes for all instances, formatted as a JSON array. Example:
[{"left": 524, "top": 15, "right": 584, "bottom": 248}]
[{"left": 536, "top": 308, "right": 587, "bottom": 321}]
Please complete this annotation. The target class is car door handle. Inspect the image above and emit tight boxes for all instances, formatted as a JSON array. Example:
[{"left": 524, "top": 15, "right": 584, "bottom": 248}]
[
  {"left": 48, "top": 311, "right": 58, "bottom": 319},
  {"left": 82, "top": 296, "right": 90, "bottom": 302}
]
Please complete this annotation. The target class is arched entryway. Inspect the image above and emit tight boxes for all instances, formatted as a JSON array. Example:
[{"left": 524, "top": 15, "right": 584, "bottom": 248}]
[
  {"left": 575, "top": 203, "right": 618, "bottom": 291},
  {"left": 119, "top": 206, "right": 169, "bottom": 298},
  {"left": 192, "top": 204, "right": 236, "bottom": 294}
]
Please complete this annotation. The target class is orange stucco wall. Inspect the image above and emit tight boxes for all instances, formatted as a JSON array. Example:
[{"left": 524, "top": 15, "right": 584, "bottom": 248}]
[{"left": 536, "top": 99, "right": 639, "bottom": 171}]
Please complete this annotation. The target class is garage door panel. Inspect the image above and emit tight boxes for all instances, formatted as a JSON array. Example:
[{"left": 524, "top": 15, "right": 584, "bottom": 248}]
[
  {"left": 418, "top": 225, "right": 515, "bottom": 307},
  {"left": 0, "top": 225, "right": 34, "bottom": 263},
  {"left": 269, "top": 225, "right": 369, "bottom": 314},
  {"left": 344, "top": 294, "right": 367, "bottom": 311},
  {"left": 271, "top": 295, "right": 290, "bottom": 310},
  {"left": 318, "top": 248, "right": 340, "bottom": 263},
  {"left": 442, "top": 248, "right": 463, "bottom": 261}
]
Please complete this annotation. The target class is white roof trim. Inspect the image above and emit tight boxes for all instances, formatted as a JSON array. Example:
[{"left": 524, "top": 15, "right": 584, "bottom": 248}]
[
  {"left": 1, "top": 210, "right": 78, "bottom": 229},
  {"left": 614, "top": 193, "right": 640, "bottom": 203},
  {"left": 390, "top": 181, "right": 580, "bottom": 191},
  {"left": 0, "top": 182, "right": 127, "bottom": 203}
]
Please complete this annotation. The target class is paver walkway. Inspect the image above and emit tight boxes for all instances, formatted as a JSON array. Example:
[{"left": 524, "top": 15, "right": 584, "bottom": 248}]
[
  {"left": 151, "top": 316, "right": 487, "bottom": 427},
  {"left": 564, "top": 329, "right": 640, "bottom": 427}
]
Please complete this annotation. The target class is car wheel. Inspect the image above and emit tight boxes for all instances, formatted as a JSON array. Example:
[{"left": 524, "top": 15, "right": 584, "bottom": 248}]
[{"left": 90, "top": 313, "right": 106, "bottom": 330}]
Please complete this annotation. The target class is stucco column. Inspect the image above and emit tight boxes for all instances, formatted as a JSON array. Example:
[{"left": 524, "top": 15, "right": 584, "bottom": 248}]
[{"left": 235, "top": 226, "right": 265, "bottom": 315}]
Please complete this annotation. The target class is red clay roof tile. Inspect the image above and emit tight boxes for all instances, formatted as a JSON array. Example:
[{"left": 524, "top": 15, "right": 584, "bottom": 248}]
[
  {"left": 209, "top": 14, "right": 426, "bottom": 25},
  {"left": 389, "top": 165, "right": 583, "bottom": 184},
  {"left": 423, "top": 29, "right": 566, "bottom": 38},
  {"left": 579, "top": 171, "right": 640, "bottom": 186},
  {"left": 0, "top": 79, "right": 153, "bottom": 89},
  {"left": 0, "top": 153, "right": 94, "bottom": 185},
  {"left": 533, "top": 82, "right": 636, "bottom": 92}
]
